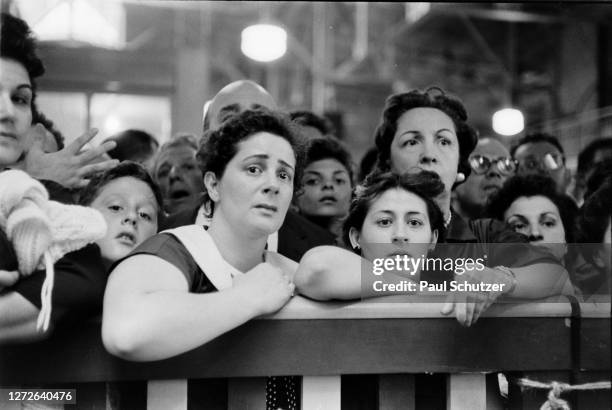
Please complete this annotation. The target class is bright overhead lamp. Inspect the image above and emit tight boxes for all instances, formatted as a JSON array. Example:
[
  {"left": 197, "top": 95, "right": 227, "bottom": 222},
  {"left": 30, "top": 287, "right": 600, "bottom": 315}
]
[
  {"left": 492, "top": 108, "right": 525, "bottom": 136},
  {"left": 241, "top": 24, "right": 287, "bottom": 62}
]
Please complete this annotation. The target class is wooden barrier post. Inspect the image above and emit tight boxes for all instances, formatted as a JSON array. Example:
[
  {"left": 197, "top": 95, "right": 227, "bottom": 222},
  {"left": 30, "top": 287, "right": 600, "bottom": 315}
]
[
  {"left": 447, "top": 373, "right": 487, "bottom": 410},
  {"left": 147, "top": 379, "right": 187, "bottom": 410},
  {"left": 302, "top": 376, "right": 341, "bottom": 410}
]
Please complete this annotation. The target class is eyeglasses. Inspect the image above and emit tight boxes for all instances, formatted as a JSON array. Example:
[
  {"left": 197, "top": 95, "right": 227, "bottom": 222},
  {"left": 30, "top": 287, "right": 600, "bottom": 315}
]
[
  {"left": 469, "top": 155, "right": 518, "bottom": 176},
  {"left": 517, "top": 153, "right": 564, "bottom": 172}
]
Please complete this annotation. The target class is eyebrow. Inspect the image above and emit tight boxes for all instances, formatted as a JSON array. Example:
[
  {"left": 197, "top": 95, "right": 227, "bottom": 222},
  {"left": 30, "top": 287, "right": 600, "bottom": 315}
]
[
  {"left": 304, "top": 170, "right": 348, "bottom": 176},
  {"left": 243, "top": 154, "right": 295, "bottom": 170},
  {"left": 507, "top": 214, "right": 528, "bottom": 221},
  {"left": 398, "top": 128, "right": 454, "bottom": 137},
  {"left": 218, "top": 104, "right": 240, "bottom": 115},
  {"left": 373, "top": 210, "right": 424, "bottom": 217},
  {"left": 17, "top": 85, "right": 32, "bottom": 91}
]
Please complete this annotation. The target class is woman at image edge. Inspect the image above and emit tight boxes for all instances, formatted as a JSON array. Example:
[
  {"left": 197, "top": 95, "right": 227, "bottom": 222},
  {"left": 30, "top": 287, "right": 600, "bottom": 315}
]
[{"left": 102, "top": 110, "right": 300, "bottom": 361}]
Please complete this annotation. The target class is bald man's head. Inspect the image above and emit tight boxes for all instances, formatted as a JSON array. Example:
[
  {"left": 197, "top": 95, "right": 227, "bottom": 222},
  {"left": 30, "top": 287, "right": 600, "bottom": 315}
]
[{"left": 203, "top": 80, "right": 277, "bottom": 131}]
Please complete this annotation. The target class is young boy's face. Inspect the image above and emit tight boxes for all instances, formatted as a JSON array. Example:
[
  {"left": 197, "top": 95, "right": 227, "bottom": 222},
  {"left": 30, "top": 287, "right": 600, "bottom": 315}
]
[{"left": 90, "top": 176, "right": 158, "bottom": 266}]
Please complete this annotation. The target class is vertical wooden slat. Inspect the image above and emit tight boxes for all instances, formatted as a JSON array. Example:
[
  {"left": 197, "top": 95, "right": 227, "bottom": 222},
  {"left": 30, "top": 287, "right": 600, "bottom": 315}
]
[
  {"left": 378, "top": 374, "right": 416, "bottom": 410},
  {"left": 227, "top": 377, "right": 267, "bottom": 410},
  {"left": 147, "top": 379, "right": 187, "bottom": 410},
  {"left": 302, "top": 376, "right": 341, "bottom": 410},
  {"left": 447, "top": 374, "right": 487, "bottom": 410}
]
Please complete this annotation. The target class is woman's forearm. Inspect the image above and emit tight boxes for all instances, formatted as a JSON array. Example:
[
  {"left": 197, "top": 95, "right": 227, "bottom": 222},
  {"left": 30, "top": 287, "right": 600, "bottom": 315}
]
[
  {"left": 508, "top": 263, "right": 573, "bottom": 299},
  {"left": 102, "top": 287, "right": 259, "bottom": 361},
  {"left": 296, "top": 246, "right": 412, "bottom": 300}
]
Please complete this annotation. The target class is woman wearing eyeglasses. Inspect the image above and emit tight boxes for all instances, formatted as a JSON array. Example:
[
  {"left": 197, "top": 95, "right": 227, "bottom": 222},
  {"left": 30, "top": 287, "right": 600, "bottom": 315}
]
[{"left": 452, "top": 137, "right": 517, "bottom": 220}]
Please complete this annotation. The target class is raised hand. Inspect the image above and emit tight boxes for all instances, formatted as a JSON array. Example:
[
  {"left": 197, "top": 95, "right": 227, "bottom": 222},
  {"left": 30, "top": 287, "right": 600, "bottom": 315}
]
[
  {"left": 233, "top": 262, "right": 295, "bottom": 316},
  {"left": 19, "top": 124, "right": 119, "bottom": 188}
]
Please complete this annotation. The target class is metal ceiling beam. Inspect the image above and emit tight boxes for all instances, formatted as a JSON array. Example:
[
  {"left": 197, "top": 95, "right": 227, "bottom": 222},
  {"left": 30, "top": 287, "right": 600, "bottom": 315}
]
[
  {"left": 433, "top": 3, "right": 567, "bottom": 24},
  {"left": 458, "top": 13, "right": 511, "bottom": 81}
]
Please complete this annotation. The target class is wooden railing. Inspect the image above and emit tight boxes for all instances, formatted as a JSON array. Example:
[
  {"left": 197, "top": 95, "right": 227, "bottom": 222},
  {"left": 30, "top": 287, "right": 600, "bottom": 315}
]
[{"left": 0, "top": 296, "right": 610, "bottom": 409}]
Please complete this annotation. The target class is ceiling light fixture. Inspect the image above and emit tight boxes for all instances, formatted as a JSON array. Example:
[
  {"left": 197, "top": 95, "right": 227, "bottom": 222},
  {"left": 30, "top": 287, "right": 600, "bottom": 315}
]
[{"left": 241, "top": 24, "right": 287, "bottom": 62}]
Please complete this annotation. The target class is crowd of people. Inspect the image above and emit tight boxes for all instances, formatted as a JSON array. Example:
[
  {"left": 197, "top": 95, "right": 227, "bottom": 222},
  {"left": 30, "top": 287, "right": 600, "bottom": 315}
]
[{"left": 1, "top": 11, "right": 611, "bottom": 409}]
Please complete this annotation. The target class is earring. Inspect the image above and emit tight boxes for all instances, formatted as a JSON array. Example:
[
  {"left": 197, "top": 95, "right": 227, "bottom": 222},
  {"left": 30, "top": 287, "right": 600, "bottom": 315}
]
[
  {"left": 353, "top": 245, "right": 360, "bottom": 250},
  {"left": 456, "top": 172, "right": 465, "bottom": 182}
]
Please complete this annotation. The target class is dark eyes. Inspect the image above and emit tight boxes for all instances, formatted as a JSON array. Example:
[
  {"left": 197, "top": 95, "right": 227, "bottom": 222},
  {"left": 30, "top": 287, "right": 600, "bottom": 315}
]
[
  {"left": 247, "top": 165, "right": 292, "bottom": 182},
  {"left": 509, "top": 222, "right": 526, "bottom": 231},
  {"left": 408, "top": 219, "right": 424, "bottom": 227},
  {"left": 400, "top": 136, "right": 452, "bottom": 147},
  {"left": 401, "top": 139, "right": 418, "bottom": 147},
  {"left": 12, "top": 93, "right": 31, "bottom": 106},
  {"left": 107, "top": 205, "right": 153, "bottom": 222},
  {"left": 509, "top": 220, "right": 557, "bottom": 230},
  {"left": 247, "top": 165, "right": 262, "bottom": 175},
  {"left": 279, "top": 170, "right": 292, "bottom": 181},
  {"left": 376, "top": 218, "right": 392, "bottom": 227},
  {"left": 157, "top": 162, "right": 197, "bottom": 178},
  {"left": 376, "top": 218, "right": 423, "bottom": 227},
  {"left": 304, "top": 178, "right": 346, "bottom": 185},
  {"left": 139, "top": 212, "right": 152, "bottom": 221}
]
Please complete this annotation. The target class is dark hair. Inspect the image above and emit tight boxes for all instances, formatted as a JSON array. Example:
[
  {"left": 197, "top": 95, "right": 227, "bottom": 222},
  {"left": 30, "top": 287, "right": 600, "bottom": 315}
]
[
  {"left": 373, "top": 87, "right": 478, "bottom": 183},
  {"left": 197, "top": 109, "right": 304, "bottom": 217},
  {"left": 1, "top": 12, "right": 45, "bottom": 109},
  {"left": 32, "top": 109, "right": 65, "bottom": 150},
  {"left": 510, "top": 132, "right": 566, "bottom": 158},
  {"left": 575, "top": 178, "right": 612, "bottom": 263},
  {"left": 290, "top": 110, "right": 334, "bottom": 136},
  {"left": 485, "top": 174, "right": 578, "bottom": 242},
  {"left": 358, "top": 146, "right": 379, "bottom": 183},
  {"left": 303, "top": 136, "right": 354, "bottom": 185},
  {"left": 584, "top": 158, "right": 612, "bottom": 201},
  {"left": 104, "top": 129, "right": 159, "bottom": 163},
  {"left": 576, "top": 138, "right": 612, "bottom": 178},
  {"left": 342, "top": 170, "right": 445, "bottom": 251},
  {"left": 78, "top": 161, "right": 163, "bottom": 214}
]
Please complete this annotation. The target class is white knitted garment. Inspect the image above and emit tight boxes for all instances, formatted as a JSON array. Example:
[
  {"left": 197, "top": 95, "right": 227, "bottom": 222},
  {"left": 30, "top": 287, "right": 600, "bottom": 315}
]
[{"left": 0, "top": 169, "right": 107, "bottom": 331}]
